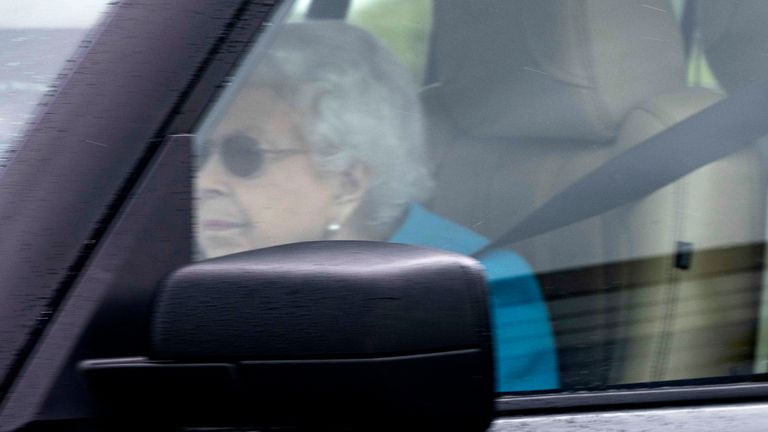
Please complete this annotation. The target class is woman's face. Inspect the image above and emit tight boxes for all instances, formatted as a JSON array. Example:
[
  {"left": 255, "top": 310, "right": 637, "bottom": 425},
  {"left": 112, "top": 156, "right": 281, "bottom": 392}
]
[{"left": 196, "top": 87, "right": 343, "bottom": 258}]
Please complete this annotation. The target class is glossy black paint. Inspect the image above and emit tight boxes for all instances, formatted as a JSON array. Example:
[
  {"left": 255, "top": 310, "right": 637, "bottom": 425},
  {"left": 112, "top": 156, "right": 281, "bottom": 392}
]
[
  {"left": 0, "top": 134, "right": 192, "bottom": 429},
  {"left": 0, "top": 0, "right": 283, "bottom": 427},
  {"left": 0, "top": 0, "right": 245, "bottom": 399},
  {"left": 154, "top": 242, "right": 490, "bottom": 360},
  {"left": 0, "top": 0, "right": 285, "bottom": 407}
]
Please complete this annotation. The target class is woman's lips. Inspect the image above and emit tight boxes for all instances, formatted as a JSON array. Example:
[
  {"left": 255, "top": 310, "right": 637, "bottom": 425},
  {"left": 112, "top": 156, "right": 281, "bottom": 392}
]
[{"left": 202, "top": 219, "right": 248, "bottom": 231}]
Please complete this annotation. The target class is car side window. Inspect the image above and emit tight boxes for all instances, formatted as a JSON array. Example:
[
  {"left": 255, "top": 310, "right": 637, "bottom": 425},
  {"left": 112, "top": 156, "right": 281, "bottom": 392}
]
[{"left": 192, "top": 0, "right": 768, "bottom": 395}]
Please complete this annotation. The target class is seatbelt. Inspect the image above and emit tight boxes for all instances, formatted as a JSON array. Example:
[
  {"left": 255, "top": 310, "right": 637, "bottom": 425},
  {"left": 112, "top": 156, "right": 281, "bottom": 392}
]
[{"left": 474, "top": 80, "right": 768, "bottom": 257}]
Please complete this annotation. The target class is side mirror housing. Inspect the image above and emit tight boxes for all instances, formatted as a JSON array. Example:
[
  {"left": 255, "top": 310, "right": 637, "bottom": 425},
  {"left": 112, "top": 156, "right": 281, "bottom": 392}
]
[{"left": 82, "top": 241, "right": 495, "bottom": 430}]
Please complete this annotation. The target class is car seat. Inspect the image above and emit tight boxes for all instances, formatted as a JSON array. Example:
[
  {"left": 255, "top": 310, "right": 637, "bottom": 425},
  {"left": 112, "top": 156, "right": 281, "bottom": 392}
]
[{"left": 423, "top": 0, "right": 765, "bottom": 387}]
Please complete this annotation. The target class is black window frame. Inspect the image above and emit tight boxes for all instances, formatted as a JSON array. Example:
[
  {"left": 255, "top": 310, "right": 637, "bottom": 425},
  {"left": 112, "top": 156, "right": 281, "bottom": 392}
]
[{"left": 0, "top": 0, "right": 278, "bottom": 428}]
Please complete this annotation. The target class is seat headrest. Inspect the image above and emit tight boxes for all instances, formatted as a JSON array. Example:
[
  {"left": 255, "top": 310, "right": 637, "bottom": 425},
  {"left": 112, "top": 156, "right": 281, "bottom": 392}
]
[
  {"left": 699, "top": 0, "right": 768, "bottom": 92},
  {"left": 429, "top": 0, "right": 685, "bottom": 141}
]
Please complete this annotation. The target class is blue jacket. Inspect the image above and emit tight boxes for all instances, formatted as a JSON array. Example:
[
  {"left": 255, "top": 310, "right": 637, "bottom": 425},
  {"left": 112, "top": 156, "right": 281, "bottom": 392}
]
[{"left": 389, "top": 204, "right": 559, "bottom": 392}]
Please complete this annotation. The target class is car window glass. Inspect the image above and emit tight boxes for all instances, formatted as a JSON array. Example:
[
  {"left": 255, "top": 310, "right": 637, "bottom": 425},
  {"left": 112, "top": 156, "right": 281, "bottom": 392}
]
[
  {"left": 347, "top": 0, "right": 431, "bottom": 80},
  {"left": 192, "top": 0, "right": 768, "bottom": 394},
  {"left": 0, "top": 0, "right": 111, "bottom": 160},
  {"left": 287, "top": 0, "right": 311, "bottom": 21}
]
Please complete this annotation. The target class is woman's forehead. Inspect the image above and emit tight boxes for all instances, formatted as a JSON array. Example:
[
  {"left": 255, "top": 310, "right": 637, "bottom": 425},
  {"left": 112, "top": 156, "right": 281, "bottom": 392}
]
[{"left": 211, "top": 87, "right": 304, "bottom": 149}]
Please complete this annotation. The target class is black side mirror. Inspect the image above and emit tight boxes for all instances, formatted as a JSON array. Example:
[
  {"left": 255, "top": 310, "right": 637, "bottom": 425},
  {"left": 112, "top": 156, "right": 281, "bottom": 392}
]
[{"left": 81, "top": 241, "right": 494, "bottom": 430}]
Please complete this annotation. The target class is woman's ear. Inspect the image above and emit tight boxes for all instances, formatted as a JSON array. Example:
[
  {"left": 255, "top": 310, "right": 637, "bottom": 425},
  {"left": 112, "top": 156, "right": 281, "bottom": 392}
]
[{"left": 326, "top": 163, "right": 371, "bottom": 238}]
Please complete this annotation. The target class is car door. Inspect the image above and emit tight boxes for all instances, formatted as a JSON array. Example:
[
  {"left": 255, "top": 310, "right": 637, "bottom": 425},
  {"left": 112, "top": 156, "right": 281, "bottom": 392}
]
[
  {"left": 2, "top": 0, "right": 768, "bottom": 431},
  {"left": 0, "top": 1, "right": 267, "bottom": 429}
]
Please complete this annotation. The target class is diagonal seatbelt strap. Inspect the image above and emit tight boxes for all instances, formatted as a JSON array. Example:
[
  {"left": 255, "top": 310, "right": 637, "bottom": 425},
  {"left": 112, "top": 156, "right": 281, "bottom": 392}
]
[{"left": 474, "top": 81, "right": 768, "bottom": 257}]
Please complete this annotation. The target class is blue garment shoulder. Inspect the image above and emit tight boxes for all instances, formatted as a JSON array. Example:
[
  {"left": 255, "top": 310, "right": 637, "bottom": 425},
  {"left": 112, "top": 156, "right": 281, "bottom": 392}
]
[{"left": 389, "top": 204, "right": 559, "bottom": 392}]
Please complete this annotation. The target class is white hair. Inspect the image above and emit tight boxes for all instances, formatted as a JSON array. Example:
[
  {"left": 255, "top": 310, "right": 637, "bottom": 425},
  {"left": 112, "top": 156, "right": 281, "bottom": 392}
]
[{"left": 247, "top": 21, "right": 433, "bottom": 236}]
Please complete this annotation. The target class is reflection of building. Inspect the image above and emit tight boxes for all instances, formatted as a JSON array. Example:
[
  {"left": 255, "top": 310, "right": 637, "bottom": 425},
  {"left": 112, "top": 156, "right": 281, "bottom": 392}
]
[{"left": 0, "top": 29, "right": 86, "bottom": 149}]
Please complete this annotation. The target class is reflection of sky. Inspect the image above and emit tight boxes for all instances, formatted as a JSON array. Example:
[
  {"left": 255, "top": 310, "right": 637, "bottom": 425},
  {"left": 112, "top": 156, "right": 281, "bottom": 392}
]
[
  {"left": 0, "top": 0, "right": 109, "bottom": 29},
  {"left": 0, "top": 1, "right": 110, "bottom": 151},
  {"left": 0, "top": 29, "right": 88, "bottom": 149}
]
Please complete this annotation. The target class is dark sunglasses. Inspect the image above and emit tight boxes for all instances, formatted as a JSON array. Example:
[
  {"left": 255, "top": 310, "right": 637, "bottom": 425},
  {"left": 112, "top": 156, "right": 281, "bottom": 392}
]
[{"left": 201, "top": 133, "right": 306, "bottom": 178}]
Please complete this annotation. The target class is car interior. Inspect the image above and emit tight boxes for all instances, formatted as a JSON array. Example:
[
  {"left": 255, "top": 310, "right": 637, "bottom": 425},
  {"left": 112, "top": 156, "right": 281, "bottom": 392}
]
[
  {"left": 195, "top": 0, "right": 768, "bottom": 392},
  {"left": 698, "top": 0, "right": 768, "bottom": 377},
  {"left": 414, "top": 0, "right": 768, "bottom": 389},
  {"left": 259, "top": 0, "right": 753, "bottom": 394}
]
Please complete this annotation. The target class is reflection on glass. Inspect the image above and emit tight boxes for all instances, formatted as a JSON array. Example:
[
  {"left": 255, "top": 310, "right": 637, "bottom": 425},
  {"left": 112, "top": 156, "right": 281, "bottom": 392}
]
[
  {"left": 0, "top": 0, "right": 111, "bottom": 151},
  {"left": 348, "top": 0, "right": 432, "bottom": 79},
  {"left": 194, "top": 0, "right": 768, "bottom": 394},
  {"left": 194, "top": 20, "right": 559, "bottom": 393}
]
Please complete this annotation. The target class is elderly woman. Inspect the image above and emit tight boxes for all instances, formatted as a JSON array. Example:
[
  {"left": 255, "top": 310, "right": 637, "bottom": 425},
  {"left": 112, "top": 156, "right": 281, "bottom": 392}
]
[{"left": 196, "top": 21, "right": 558, "bottom": 392}]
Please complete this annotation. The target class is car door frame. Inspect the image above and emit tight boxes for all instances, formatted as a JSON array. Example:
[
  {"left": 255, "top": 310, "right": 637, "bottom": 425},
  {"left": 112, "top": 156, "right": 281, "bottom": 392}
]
[{"left": 0, "top": 0, "right": 278, "bottom": 429}]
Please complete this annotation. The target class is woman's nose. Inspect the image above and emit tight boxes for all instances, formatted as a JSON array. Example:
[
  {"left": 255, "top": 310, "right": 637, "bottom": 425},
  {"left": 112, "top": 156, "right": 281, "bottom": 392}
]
[{"left": 196, "top": 156, "right": 229, "bottom": 199}]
